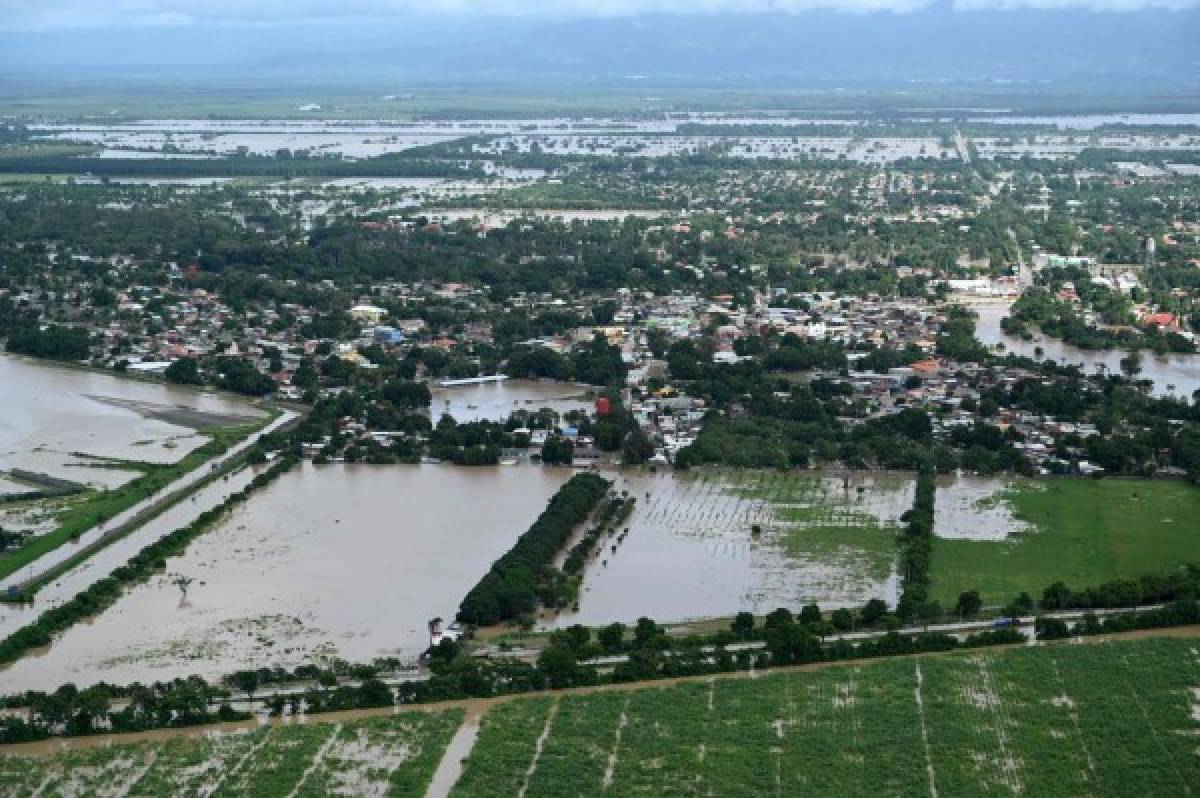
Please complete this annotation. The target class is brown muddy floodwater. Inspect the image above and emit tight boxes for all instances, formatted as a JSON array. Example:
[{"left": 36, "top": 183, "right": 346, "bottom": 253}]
[
  {"left": 973, "top": 303, "right": 1200, "bottom": 399},
  {"left": 0, "top": 463, "right": 569, "bottom": 692},
  {"left": 430, "top": 379, "right": 591, "bottom": 423},
  {"left": 0, "top": 354, "right": 263, "bottom": 487},
  {"left": 549, "top": 470, "right": 911, "bottom": 629}
]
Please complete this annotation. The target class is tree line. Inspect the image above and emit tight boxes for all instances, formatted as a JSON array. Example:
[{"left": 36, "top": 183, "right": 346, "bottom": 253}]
[{"left": 457, "top": 472, "right": 611, "bottom": 625}]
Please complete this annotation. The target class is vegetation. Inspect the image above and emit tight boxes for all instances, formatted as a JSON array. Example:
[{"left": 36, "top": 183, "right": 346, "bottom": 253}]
[
  {"left": 457, "top": 472, "right": 611, "bottom": 625},
  {"left": 932, "top": 478, "right": 1200, "bottom": 605},
  {"left": 0, "top": 710, "right": 463, "bottom": 796},
  {"left": 450, "top": 637, "right": 1200, "bottom": 797},
  {"left": 0, "top": 456, "right": 298, "bottom": 666}
]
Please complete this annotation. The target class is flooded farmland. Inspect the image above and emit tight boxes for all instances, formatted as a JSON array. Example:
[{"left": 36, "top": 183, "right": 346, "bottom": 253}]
[
  {"left": 0, "top": 463, "right": 570, "bottom": 692},
  {"left": 0, "top": 354, "right": 263, "bottom": 486},
  {"left": 934, "top": 474, "right": 1030, "bottom": 541},
  {"left": 550, "top": 469, "right": 913, "bottom": 628}
]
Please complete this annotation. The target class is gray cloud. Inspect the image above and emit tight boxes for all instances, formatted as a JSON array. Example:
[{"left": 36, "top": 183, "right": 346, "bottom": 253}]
[{"left": 1, "top": 0, "right": 1196, "bottom": 31}]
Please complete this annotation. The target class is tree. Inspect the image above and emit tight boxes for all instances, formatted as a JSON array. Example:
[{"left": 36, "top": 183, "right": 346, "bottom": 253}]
[
  {"left": 830, "top": 608, "right": 855, "bottom": 632},
  {"left": 598, "top": 622, "right": 626, "bottom": 653},
  {"left": 956, "top": 590, "right": 983, "bottom": 618},
  {"left": 764, "top": 607, "right": 794, "bottom": 631},
  {"left": 731, "top": 611, "right": 756, "bottom": 639},
  {"left": 164, "top": 357, "right": 203, "bottom": 386},
  {"left": 622, "top": 428, "right": 656, "bottom": 465},
  {"left": 633, "top": 617, "right": 663, "bottom": 649},
  {"left": 861, "top": 598, "right": 888, "bottom": 625},
  {"left": 541, "top": 435, "right": 574, "bottom": 466}
]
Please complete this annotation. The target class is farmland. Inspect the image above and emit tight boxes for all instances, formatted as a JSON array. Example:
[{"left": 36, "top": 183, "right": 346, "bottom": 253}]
[
  {"left": 555, "top": 469, "right": 911, "bottom": 627},
  {"left": 3, "top": 636, "right": 1199, "bottom": 795},
  {"left": 932, "top": 478, "right": 1200, "bottom": 606},
  {"left": 0, "top": 710, "right": 461, "bottom": 797},
  {"left": 450, "top": 637, "right": 1200, "bottom": 797}
]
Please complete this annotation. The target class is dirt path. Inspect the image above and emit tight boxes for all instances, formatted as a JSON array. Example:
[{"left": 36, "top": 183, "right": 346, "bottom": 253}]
[{"left": 5, "top": 624, "right": 1200, "bottom": 758}]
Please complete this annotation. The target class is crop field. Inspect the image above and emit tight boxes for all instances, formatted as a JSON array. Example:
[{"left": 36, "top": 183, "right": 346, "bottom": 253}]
[
  {"left": 0, "top": 710, "right": 461, "bottom": 797},
  {"left": 932, "top": 478, "right": 1200, "bottom": 605},
  {"left": 727, "top": 469, "right": 913, "bottom": 578},
  {"left": 555, "top": 469, "right": 913, "bottom": 626},
  {"left": 449, "top": 637, "right": 1200, "bottom": 797}
]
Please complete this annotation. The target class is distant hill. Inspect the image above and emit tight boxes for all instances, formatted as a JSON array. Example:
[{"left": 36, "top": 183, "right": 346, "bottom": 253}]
[{"left": 2, "top": 8, "right": 1197, "bottom": 90}]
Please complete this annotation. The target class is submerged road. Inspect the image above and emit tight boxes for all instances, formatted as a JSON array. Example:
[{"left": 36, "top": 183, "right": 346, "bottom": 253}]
[{"left": 0, "top": 410, "right": 296, "bottom": 636}]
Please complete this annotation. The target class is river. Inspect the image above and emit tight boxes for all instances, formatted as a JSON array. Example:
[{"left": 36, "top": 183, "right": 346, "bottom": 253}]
[
  {"left": 0, "top": 354, "right": 263, "bottom": 487},
  {"left": 972, "top": 303, "right": 1200, "bottom": 399}
]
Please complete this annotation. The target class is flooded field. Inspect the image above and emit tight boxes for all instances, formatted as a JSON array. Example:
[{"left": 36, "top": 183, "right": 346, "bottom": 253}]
[
  {"left": 0, "top": 464, "right": 570, "bottom": 691},
  {"left": 476, "top": 134, "right": 955, "bottom": 163},
  {"left": 0, "top": 355, "right": 263, "bottom": 486},
  {"left": 0, "top": 710, "right": 463, "bottom": 797},
  {"left": 431, "top": 379, "right": 592, "bottom": 424},
  {"left": 934, "top": 474, "right": 1030, "bottom": 541},
  {"left": 973, "top": 302, "right": 1200, "bottom": 399},
  {"left": 426, "top": 208, "right": 671, "bottom": 225},
  {"left": 551, "top": 469, "right": 913, "bottom": 627},
  {"left": 0, "top": 464, "right": 265, "bottom": 638},
  {"left": 974, "top": 132, "right": 1200, "bottom": 160}
]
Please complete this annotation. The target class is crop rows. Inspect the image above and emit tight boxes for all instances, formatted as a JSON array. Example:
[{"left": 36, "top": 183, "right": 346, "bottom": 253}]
[
  {"left": 450, "top": 637, "right": 1200, "bottom": 797},
  {"left": 0, "top": 710, "right": 461, "bottom": 797}
]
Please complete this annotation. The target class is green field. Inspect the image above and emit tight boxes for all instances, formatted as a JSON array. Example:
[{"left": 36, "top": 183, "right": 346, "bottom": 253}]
[
  {"left": 3, "top": 638, "right": 1198, "bottom": 796},
  {"left": 0, "top": 710, "right": 462, "bottom": 797},
  {"left": 933, "top": 478, "right": 1200, "bottom": 606},
  {"left": 450, "top": 638, "right": 1200, "bottom": 797}
]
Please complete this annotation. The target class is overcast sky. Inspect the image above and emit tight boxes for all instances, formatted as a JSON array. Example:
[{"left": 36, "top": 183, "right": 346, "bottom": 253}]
[{"left": 2, "top": 0, "right": 1197, "bottom": 31}]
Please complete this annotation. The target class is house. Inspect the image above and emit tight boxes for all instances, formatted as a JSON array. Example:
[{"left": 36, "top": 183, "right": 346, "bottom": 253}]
[{"left": 350, "top": 304, "right": 387, "bottom": 324}]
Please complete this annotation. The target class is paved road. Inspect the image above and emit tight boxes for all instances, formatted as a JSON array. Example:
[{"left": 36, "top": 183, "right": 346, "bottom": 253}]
[
  {"left": 0, "top": 410, "right": 296, "bottom": 594},
  {"left": 1009, "top": 228, "right": 1033, "bottom": 289}
]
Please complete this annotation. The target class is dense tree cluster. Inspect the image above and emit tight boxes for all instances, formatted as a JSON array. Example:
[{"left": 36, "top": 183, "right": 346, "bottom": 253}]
[{"left": 457, "top": 472, "right": 611, "bottom": 625}]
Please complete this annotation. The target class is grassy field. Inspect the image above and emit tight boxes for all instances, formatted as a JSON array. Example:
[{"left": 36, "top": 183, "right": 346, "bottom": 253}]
[
  {"left": 932, "top": 478, "right": 1200, "bottom": 606},
  {"left": 450, "top": 637, "right": 1200, "bottom": 797},
  {"left": 0, "top": 710, "right": 462, "bottom": 797}
]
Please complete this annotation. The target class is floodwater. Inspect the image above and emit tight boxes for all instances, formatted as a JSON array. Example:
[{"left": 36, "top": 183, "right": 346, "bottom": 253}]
[
  {"left": 427, "top": 208, "right": 671, "bottom": 225},
  {"left": 970, "top": 113, "right": 1200, "bottom": 129},
  {"left": 0, "top": 464, "right": 263, "bottom": 638},
  {"left": 0, "top": 354, "right": 263, "bottom": 485},
  {"left": 0, "top": 463, "right": 570, "bottom": 691},
  {"left": 475, "top": 134, "right": 955, "bottom": 163},
  {"left": 431, "top": 379, "right": 592, "bottom": 424},
  {"left": 934, "top": 474, "right": 1029, "bottom": 542},
  {"left": 550, "top": 469, "right": 910, "bottom": 628},
  {"left": 973, "top": 303, "right": 1200, "bottom": 399}
]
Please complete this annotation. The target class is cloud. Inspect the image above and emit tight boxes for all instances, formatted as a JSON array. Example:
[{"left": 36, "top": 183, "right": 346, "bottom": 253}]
[{"left": 1, "top": 0, "right": 1195, "bottom": 31}]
